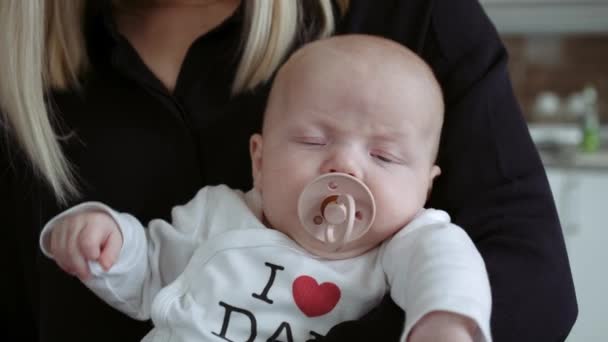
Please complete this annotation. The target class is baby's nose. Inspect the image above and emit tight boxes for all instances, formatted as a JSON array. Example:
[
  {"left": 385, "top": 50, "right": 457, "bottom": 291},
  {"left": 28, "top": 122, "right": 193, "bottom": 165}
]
[
  {"left": 327, "top": 168, "right": 356, "bottom": 178},
  {"left": 322, "top": 151, "right": 362, "bottom": 179}
]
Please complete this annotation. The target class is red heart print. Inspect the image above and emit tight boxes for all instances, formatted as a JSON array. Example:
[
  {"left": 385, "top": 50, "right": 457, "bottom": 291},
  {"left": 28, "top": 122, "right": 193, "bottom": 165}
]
[{"left": 292, "top": 275, "right": 341, "bottom": 317}]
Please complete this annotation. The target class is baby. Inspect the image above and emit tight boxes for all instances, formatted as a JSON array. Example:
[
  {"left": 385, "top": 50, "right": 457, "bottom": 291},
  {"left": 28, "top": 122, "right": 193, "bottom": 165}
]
[{"left": 40, "top": 35, "right": 492, "bottom": 342}]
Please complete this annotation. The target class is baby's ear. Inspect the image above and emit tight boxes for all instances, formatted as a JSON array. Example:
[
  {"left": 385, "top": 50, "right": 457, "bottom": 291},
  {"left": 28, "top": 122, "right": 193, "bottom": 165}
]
[
  {"left": 426, "top": 165, "right": 441, "bottom": 198},
  {"left": 249, "top": 134, "right": 264, "bottom": 191},
  {"left": 430, "top": 165, "right": 441, "bottom": 181}
]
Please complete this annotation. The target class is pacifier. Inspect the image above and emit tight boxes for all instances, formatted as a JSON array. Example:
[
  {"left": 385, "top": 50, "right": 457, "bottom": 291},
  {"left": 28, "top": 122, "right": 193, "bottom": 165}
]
[{"left": 297, "top": 173, "right": 376, "bottom": 251}]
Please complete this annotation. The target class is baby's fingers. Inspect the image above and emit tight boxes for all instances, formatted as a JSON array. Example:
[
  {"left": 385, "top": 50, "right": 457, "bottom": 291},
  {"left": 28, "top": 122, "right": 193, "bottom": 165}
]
[
  {"left": 49, "top": 217, "right": 82, "bottom": 276},
  {"left": 79, "top": 220, "right": 122, "bottom": 271},
  {"left": 46, "top": 211, "right": 120, "bottom": 280},
  {"left": 67, "top": 223, "right": 92, "bottom": 281},
  {"left": 98, "top": 229, "right": 123, "bottom": 271},
  {"left": 79, "top": 222, "right": 108, "bottom": 261}
]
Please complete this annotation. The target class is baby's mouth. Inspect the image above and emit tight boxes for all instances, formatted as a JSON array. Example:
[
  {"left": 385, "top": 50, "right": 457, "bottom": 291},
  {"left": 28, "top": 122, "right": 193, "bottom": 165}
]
[{"left": 297, "top": 173, "right": 376, "bottom": 251}]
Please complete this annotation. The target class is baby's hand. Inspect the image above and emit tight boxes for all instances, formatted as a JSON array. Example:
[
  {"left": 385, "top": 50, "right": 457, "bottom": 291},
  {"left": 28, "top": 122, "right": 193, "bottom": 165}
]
[
  {"left": 407, "top": 311, "right": 477, "bottom": 342},
  {"left": 49, "top": 211, "right": 123, "bottom": 281}
]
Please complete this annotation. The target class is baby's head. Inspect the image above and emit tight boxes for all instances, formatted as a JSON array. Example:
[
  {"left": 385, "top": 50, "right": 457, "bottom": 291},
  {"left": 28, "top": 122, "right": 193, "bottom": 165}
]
[{"left": 250, "top": 34, "right": 444, "bottom": 259}]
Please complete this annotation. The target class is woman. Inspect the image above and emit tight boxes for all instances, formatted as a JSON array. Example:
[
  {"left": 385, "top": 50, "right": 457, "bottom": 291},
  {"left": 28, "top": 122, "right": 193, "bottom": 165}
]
[{"left": 3, "top": 0, "right": 577, "bottom": 341}]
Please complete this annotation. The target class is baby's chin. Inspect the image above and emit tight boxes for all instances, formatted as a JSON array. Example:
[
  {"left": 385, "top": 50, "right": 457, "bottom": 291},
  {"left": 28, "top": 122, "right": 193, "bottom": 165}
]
[
  {"left": 291, "top": 233, "right": 378, "bottom": 260},
  {"left": 264, "top": 216, "right": 381, "bottom": 260}
]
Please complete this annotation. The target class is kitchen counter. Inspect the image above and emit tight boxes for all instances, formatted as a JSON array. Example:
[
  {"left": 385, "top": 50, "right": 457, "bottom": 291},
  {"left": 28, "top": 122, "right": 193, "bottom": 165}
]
[
  {"left": 539, "top": 148, "right": 608, "bottom": 171},
  {"left": 528, "top": 123, "right": 608, "bottom": 171}
]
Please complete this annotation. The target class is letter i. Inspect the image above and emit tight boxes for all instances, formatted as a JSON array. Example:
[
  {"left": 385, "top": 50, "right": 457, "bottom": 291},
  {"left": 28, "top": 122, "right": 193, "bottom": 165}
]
[{"left": 252, "top": 262, "right": 284, "bottom": 304}]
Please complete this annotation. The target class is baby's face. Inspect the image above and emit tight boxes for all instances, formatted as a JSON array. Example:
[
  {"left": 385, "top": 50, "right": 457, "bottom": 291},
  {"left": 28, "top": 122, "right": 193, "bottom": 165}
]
[{"left": 250, "top": 40, "right": 442, "bottom": 259}]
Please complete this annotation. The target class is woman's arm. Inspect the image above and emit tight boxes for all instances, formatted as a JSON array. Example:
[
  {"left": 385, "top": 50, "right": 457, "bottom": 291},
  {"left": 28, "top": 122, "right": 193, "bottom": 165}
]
[{"left": 424, "top": 1, "right": 577, "bottom": 340}]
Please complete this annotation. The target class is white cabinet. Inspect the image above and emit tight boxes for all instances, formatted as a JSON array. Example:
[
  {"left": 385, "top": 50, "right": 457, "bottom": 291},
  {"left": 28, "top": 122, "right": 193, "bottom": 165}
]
[
  {"left": 479, "top": 0, "right": 608, "bottom": 34},
  {"left": 546, "top": 168, "right": 608, "bottom": 341}
]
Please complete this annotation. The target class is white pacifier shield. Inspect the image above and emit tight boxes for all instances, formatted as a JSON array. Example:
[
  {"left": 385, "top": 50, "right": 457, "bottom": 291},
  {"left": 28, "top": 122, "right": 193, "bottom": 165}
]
[{"left": 297, "top": 173, "right": 376, "bottom": 248}]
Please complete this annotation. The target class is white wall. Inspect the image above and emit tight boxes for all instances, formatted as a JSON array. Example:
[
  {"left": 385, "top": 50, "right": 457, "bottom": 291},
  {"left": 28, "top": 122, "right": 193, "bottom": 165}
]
[{"left": 546, "top": 168, "right": 608, "bottom": 341}]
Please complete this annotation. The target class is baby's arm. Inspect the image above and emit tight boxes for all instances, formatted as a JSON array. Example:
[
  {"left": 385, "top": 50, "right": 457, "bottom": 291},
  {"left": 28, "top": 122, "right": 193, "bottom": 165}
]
[
  {"left": 380, "top": 209, "right": 492, "bottom": 342},
  {"left": 40, "top": 188, "right": 213, "bottom": 320},
  {"left": 40, "top": 202, "right": 158, "bottom": 320}
]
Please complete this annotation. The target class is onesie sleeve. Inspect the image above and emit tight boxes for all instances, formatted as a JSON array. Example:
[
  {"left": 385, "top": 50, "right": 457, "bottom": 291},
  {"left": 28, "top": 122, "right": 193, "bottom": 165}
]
[
  {"left": 380, "top": 210, "right": 492, "bottom": 342},
  {"left": 39, "top": 187, "right": 213, "bottom": 320}
]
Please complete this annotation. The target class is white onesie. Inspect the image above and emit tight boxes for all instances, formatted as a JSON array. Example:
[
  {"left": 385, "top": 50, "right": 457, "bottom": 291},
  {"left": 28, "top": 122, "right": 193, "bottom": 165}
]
[{"left": 41, "top": 185, "right": 492, "bottom": 342}]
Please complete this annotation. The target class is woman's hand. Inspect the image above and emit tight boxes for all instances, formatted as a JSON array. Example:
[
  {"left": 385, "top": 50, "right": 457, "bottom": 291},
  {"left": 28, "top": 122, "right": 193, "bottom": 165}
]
[
  {"left": 407, "top": 311, "right": 477, "bottom": 342},
  {"left": 49, "top": 211, "right": 123, "bottom": 281}
]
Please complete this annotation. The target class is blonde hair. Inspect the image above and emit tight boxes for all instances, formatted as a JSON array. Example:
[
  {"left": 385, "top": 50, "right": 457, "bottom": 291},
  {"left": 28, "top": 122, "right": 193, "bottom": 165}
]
[{"left": 0, "top": 0, "right": 349, "bottom": 203}]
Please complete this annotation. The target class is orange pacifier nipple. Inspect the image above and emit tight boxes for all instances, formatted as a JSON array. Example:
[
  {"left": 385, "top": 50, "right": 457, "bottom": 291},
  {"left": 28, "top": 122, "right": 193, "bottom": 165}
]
[{"left": 298, "top": 173, "right": 376, "bottom": 251}]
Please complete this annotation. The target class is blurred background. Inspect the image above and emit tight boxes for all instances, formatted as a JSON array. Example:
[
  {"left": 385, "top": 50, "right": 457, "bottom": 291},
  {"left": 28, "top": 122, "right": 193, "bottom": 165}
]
[{"left": 480, "top": 0, "right": 608, "bottom": 340}]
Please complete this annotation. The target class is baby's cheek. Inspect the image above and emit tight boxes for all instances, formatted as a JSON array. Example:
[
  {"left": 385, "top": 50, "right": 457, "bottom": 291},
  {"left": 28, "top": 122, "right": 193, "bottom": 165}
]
[{"left": 376, "top": 200, "right": 416, "bottom": 232}]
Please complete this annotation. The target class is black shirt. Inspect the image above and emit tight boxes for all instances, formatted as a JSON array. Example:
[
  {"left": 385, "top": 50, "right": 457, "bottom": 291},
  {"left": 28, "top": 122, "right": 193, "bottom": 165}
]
[{"left": 4, "top": 0, "right": 577, "bottom": 341}]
